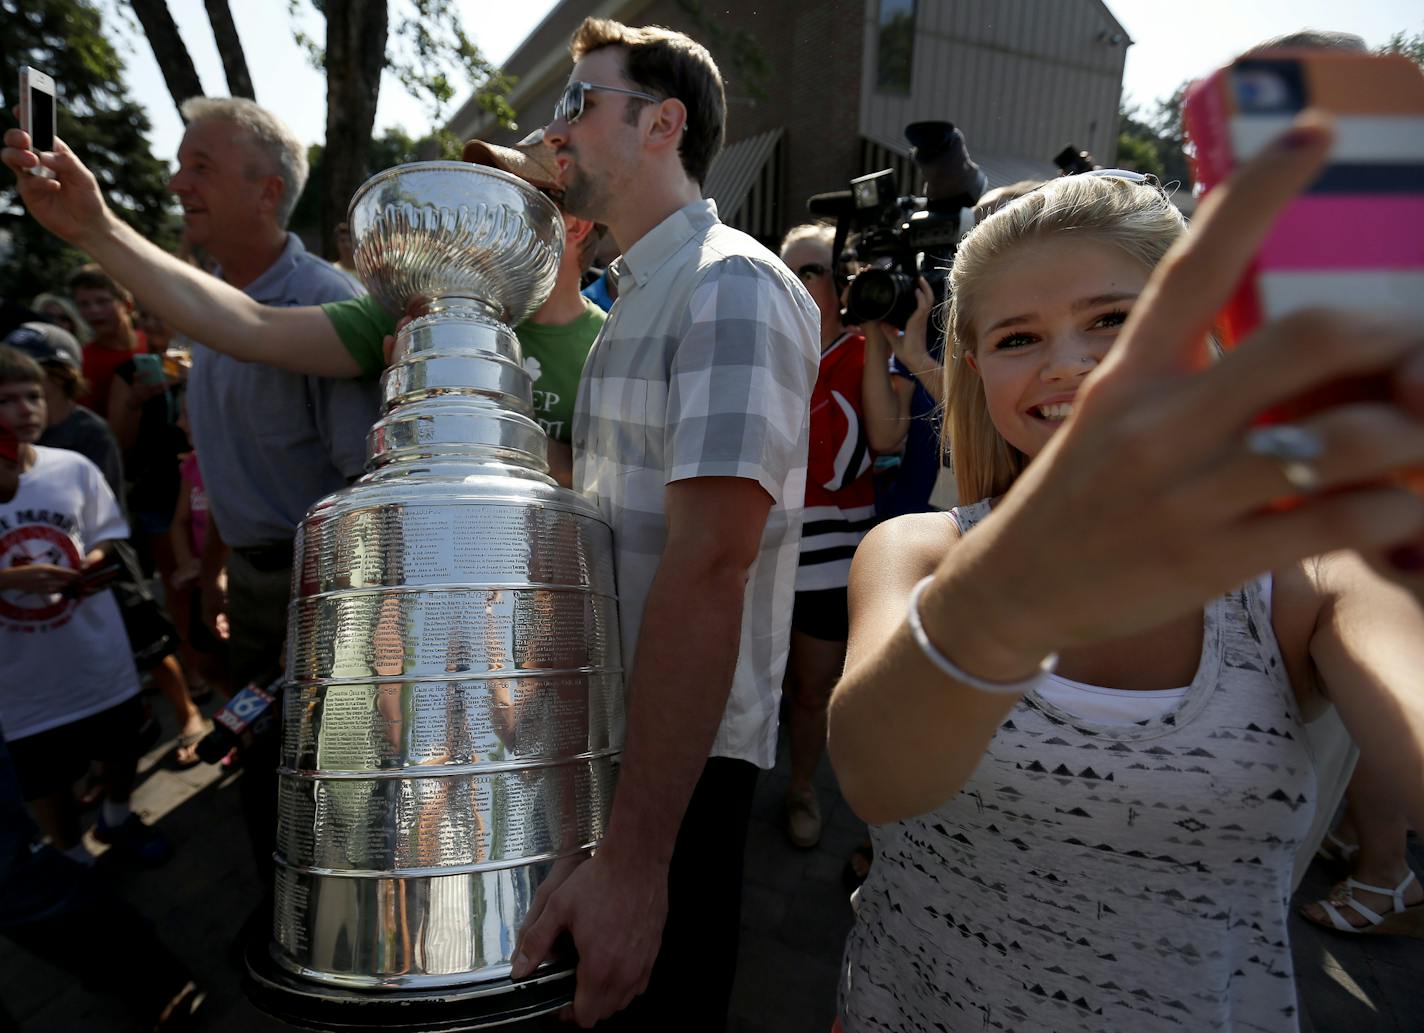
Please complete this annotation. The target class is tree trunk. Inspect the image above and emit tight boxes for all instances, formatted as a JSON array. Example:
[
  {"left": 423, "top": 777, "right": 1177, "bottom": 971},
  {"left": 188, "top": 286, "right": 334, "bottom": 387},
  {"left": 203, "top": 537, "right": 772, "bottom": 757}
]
[
  {"left": 128, "top": 0, "right": 205, "bottom": 116},
  {"left": 203, "top": 0, "right": 255, "bottom": 100},
  {"left": 322, "top": 0, "right": 388, "bottom": 259}
]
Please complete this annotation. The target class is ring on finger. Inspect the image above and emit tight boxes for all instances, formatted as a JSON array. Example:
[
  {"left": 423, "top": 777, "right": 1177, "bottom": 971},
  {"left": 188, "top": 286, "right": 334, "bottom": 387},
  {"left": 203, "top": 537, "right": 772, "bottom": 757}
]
[{"left": 1245, "top": 424, "right": 1326, "bottom": 493}]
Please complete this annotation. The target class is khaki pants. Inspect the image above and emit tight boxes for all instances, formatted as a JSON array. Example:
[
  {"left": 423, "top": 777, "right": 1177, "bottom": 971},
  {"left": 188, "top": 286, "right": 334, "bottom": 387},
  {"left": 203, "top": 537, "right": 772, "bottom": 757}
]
[{"left": 225, "top": 550, "right": 292, "bottom": 687}]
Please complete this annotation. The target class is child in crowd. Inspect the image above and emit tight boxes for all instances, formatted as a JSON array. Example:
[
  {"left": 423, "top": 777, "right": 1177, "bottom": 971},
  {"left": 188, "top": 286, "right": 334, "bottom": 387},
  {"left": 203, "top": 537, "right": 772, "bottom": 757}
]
[
  {"left": 4, "top": 320, "right": 123, "bottom": 497},
  {"left": 67, "top": 265, "right": 140, "bottom": 419},
  {"left": 0, "top": 346, "right": 171, "bottom": 866}
]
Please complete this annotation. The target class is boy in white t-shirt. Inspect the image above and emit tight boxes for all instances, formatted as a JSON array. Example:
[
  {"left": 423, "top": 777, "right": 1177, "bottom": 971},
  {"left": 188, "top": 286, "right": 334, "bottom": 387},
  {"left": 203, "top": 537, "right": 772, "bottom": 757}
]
[{"left": 0, "top": 346, "right": 170, "bottom": 865}]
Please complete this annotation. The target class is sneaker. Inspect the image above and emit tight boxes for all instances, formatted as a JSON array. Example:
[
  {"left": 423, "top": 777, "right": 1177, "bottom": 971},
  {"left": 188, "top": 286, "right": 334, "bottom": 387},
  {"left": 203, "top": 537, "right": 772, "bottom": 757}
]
[
  {"left": 787, "top": 788, "right": 822, "bottom": 849},
  {"left": 93, "top": 813, "right": 174, "bottom": 867}
]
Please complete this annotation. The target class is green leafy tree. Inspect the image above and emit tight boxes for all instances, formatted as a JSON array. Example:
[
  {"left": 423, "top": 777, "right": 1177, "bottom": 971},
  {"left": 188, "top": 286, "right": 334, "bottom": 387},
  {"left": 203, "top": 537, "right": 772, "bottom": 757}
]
[
  {"left": 1128, "top": 27, "right": 1424, "bottom": 195},
  {"left": 0, "top": 0, "right": 177, "bottom": 301},
  {"left": 1379, "top": 29, "right": 1424, "bottom": 68},
  {"left": 1151, "top": 84, "right": 1193, "bottom": 192},
  {"left": 126, "top": 0, "right": 515, "bottom": 258},
  {"left": 287, "top": 126, "right": 461, "bottom": 243},
  {"left": 1116, "top": 102, "right": 1165, "bottom": 179},
  {"left": 1114, "top": 85, "right": 1193, "bottom": 192}
]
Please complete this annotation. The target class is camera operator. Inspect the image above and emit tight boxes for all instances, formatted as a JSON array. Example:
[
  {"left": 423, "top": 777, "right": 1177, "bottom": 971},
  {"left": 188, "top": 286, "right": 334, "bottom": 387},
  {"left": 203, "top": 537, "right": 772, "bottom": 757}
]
[{"left": 824, "top": 122, "right": 984, "bottom": 518}]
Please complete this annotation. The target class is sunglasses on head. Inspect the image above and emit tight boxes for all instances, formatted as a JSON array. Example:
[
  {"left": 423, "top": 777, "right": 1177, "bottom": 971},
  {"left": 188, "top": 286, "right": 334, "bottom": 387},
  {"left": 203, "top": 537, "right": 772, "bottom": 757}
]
[
  {"left": 1080, "top": 168, "right": 1164, "bottom": 191},
  {"left": 554, "top": 80, "right": 662, "bottom": 125}
]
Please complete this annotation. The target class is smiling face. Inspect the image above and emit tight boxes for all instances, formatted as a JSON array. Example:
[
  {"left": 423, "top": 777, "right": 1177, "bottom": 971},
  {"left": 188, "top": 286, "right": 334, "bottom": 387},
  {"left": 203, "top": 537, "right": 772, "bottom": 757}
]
[
  {"left": 72, "top": 286, "right": 129, "bottom": 344},
  {"left": 169, "top": 119, "right": 281, "bottom": 249},
  {"left": 543, "top": 48, "right": 651, "bottom": 223},
  {"left": 965, "top": 236, "right": 1149, "bottom": 459}
]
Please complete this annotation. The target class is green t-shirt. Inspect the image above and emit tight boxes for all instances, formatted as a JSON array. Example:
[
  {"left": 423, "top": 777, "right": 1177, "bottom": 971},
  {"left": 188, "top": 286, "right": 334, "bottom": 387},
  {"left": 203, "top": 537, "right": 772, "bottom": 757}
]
[{"left": 322, "top": 294, "right": 605, "bottom": 444}]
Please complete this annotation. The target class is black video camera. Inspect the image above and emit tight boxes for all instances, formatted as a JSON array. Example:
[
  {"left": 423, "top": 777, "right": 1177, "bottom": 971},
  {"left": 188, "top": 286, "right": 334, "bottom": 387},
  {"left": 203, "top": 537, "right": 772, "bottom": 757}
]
[
  {"left": 1053, "top": 145, "right": 1098, "bottom": 176},
  {"left": 808, "top": 121, "right": 985, "bottom": 329}
]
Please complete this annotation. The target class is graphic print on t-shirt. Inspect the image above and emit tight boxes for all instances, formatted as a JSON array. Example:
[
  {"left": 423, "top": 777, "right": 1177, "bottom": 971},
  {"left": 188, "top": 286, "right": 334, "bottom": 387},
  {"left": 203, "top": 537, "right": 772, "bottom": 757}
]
[
  {"left": 0, "top": 519, "right": 82, "bottom": 629},
  {"left": 524, "top": 353, "right": 566, "bottom": 442}
]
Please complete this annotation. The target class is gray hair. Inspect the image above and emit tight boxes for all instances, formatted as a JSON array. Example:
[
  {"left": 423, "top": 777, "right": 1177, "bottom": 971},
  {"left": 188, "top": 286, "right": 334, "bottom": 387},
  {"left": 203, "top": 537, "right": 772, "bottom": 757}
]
[
  {"left": 1246, "top": 29, "right": 1367, "bottom": 55},
  {"left": 779, "top": 222, "right": 835, "bottom": 261},
  {"left": 180, "top": 97, "right": 309, "bottom": 227}
]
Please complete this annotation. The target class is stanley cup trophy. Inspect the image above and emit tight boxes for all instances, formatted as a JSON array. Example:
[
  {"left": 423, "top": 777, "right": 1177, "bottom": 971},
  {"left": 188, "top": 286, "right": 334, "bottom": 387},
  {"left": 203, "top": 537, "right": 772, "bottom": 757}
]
[{"left": 244, "top": 162, "right": 625, "bottom": 1031}]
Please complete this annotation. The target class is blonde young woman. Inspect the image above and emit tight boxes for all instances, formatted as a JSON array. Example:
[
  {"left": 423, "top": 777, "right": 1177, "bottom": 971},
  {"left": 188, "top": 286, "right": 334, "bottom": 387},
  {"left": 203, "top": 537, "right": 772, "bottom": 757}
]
[{"left": 829, "top": 119, "right": 1424, "bottom": 1033}]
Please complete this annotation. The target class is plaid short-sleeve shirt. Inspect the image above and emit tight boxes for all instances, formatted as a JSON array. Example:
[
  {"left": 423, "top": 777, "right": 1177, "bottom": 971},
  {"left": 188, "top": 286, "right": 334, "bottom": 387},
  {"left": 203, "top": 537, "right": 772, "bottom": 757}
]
[{"left": 573, "top": 200, "right": 819, "bottom": 769}]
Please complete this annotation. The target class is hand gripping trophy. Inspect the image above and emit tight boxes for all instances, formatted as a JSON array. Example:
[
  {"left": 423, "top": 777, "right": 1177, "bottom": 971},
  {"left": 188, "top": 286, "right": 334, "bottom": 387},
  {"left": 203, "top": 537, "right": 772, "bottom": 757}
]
[{"left": 245, "top": 162, "right": 624, "bottom": 1031}]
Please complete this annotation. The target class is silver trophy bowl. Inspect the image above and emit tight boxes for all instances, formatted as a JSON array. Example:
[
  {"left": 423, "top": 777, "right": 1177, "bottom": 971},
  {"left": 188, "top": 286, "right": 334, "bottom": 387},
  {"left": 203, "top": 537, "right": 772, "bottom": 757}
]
[
  {"left": 253, "top": 162, "right": 623, "bottom": 1028},
  {"left": 349, "top": 160, "right": 564, "bottom": 326}
]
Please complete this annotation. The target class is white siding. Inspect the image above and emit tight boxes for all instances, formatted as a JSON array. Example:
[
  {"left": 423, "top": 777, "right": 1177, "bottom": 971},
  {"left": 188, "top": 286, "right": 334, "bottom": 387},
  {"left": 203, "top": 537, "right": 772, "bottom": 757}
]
[{"left": 860, "top": 0, "right": 1127, "bottom": 164}]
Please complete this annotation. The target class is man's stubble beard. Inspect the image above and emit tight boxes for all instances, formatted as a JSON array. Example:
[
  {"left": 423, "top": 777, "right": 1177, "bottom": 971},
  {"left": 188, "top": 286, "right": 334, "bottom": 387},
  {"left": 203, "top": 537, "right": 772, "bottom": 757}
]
[{"left": 559, "top": 166, "right": 612, "bottom": 227}]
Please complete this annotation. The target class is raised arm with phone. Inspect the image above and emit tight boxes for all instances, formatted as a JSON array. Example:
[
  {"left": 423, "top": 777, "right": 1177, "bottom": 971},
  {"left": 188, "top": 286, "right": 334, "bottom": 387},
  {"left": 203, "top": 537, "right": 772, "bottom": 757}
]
[
  {"left": 1, "top": 127, "right": 359, "bottom": 377},
  {"left": 17, "top": 66, "right": 55, "bottom": 180},
  {"left": 830, "top": 109, "right": 1424, "bottom": 1033}
]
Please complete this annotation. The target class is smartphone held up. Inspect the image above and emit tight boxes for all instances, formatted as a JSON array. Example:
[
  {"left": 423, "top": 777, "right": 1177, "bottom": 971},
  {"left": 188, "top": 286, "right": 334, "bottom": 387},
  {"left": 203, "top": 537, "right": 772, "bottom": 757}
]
[
  {"left": 17, "top": 66, "right": 56, "bottom": 180},
  {"left": 1185, "top": 51, "right": 1424, "bottom": 423}
]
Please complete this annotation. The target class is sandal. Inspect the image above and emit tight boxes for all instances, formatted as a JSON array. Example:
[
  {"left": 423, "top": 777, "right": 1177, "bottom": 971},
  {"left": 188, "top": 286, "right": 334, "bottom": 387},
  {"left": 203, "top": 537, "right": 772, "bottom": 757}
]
[
  {"left": 1314, "top": 829, "right": 1359, "bottom": 872},
  {"left": 173, "top": 720, "right": 212, "bottom": 769},
  {"left": 786, "top": 788, "right": 822, "bottom": 849},
  {"left": 1301, "top": 870, "right": 1424, "bottom": 938}
]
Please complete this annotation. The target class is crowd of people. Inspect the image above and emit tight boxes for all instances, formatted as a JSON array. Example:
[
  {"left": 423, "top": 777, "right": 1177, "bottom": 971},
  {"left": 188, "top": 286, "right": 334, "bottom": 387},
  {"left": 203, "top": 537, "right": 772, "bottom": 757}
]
[{"left": 1, "top": 16, "right": 1422, "bottom": 1033}]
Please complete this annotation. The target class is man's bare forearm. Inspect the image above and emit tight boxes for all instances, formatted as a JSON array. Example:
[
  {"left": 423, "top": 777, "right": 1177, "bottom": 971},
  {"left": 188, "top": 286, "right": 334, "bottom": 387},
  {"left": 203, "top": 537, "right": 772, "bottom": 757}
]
[
  {"left": 76, "top": 212, "right": 358, "bottom": 377},
  {"left": 599, "top": 550, "right": 749, "bottom": 866}
]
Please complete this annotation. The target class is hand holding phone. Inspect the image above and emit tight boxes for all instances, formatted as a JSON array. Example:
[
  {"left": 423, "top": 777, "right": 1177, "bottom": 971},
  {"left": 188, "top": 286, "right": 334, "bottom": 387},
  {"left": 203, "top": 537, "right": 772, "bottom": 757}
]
[
  {"left": 1185, "top": 49, "right": 1424, "bottom": 495},
  {"left": 132, "top": 352, "right": 167, "bottom": 388},
  {"left": 62, "top": 554, "right": 123, "bottom": 599},
  {"left": 18, "top": 66, "right": 56, "bottom": 180},
  {"left": 1186, "top": 51, "right": 1424, "bottom": 384}
]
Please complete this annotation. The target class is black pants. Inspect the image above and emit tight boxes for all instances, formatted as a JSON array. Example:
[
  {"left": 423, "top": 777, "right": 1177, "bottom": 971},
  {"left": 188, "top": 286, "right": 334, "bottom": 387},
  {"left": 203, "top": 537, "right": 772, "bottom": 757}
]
[{"left": 594, "top": 756, "right": 760, "bottom": 1033}]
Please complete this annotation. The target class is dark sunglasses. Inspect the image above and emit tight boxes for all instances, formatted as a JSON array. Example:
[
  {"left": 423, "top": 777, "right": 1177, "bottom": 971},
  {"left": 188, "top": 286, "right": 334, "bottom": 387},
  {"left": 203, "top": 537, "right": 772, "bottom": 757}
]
[{"left": 554, "top": 80, "right": 661, "bottom": 125}]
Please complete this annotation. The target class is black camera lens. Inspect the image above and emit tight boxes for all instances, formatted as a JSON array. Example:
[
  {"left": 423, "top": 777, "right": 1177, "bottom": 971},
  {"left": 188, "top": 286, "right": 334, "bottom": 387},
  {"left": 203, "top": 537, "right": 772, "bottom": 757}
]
[{"left": 846, "top": 269, "right": 918, "bottom": 328}]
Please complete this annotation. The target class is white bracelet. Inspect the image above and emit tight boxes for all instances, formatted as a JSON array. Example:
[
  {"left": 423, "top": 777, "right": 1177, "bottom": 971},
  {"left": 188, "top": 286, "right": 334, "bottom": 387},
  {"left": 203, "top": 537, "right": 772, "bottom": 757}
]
[{"left": 906, "top": 576, "right": 1058, "bottom": 696}]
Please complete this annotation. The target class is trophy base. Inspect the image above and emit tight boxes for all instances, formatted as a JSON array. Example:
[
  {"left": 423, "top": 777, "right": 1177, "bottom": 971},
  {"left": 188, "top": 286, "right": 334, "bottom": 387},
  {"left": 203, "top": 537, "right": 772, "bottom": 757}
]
[{"left": 244, "top": 934, "right": 573, "bottom": 1032}]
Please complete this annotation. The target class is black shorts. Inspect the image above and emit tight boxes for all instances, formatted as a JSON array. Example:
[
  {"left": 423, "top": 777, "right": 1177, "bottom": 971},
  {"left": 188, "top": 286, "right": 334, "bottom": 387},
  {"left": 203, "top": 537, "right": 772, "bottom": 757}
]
[
  {"left": 790, "top": 587, "right": 850, "bottom": 642},
  {"left": 7, "top": 695, "right": 145, "bottom": 800}
]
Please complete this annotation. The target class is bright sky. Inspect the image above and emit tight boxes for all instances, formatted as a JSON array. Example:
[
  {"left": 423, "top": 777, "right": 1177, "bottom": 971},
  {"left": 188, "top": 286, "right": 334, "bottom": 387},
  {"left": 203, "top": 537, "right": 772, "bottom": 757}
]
[{"left": 103, "top": 0, "right": 1423, "bottom": 164}]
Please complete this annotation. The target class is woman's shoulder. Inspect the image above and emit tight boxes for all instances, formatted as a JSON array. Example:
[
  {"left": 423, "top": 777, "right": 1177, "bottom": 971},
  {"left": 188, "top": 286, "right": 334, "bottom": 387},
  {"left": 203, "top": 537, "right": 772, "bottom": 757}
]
[{"left": 853, "top": 511, "right": 960, "bottom": 583}]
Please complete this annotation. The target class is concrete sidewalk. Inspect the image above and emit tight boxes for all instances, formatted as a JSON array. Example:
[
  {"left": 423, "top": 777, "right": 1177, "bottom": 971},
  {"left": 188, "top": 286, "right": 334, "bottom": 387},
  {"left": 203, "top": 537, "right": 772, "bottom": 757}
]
[{"left": 1, "top": 704, "right": 1418, "bottom": 1032}]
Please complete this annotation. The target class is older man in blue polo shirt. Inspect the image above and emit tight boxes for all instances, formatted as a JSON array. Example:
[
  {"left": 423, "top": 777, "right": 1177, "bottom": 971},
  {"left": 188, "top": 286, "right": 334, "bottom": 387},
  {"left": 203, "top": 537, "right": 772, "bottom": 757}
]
[
  {"left": 167, "top": 99, "right": 379, "bottom": 890},
  {"left": 169, "top": 99, "right": 378, "bottom": 684}
]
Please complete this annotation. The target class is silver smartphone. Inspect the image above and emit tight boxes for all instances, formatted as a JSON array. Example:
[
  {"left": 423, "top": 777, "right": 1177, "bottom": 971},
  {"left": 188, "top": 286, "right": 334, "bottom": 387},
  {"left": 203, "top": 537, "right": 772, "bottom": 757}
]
[{"left": 18, "top": 66, "right": 56, "bottom": 179}]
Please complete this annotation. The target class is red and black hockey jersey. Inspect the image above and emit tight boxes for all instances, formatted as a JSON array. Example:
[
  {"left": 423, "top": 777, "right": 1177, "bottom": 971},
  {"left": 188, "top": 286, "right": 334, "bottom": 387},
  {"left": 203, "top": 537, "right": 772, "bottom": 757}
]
[{"left": 797, "top": 331, "right": 877, "bottom": 592}]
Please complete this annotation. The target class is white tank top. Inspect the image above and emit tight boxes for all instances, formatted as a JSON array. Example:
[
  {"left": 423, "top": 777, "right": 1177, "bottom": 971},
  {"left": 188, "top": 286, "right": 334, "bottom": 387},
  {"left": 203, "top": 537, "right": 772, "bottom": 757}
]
[{"left": 839, "top": 501, "right": 1315, "bottom": 1033}]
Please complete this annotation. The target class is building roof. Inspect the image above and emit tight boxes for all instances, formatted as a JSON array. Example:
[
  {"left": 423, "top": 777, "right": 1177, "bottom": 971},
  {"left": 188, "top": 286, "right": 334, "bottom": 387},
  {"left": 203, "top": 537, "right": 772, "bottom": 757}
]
[{"left": 702, "top": 128, "right": 783, "bottom": 221}]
